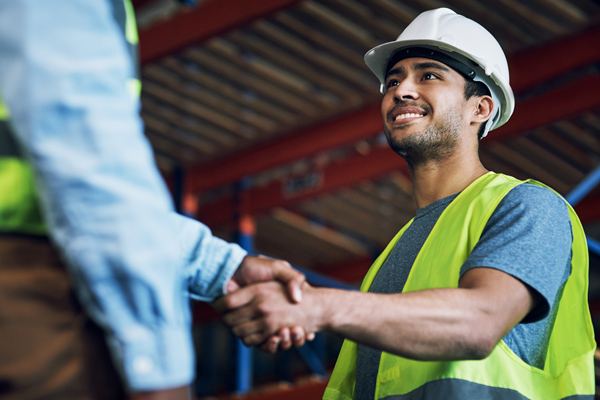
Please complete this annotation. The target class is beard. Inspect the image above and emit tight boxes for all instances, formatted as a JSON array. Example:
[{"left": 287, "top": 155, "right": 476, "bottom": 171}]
[{"left": 384, "top": 110, "right": 462, "bottom": 168}]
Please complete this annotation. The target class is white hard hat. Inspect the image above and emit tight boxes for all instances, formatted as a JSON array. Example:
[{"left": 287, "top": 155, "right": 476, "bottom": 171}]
[{"left": 364, "top": 8, "right": 515, "bottom": 137}]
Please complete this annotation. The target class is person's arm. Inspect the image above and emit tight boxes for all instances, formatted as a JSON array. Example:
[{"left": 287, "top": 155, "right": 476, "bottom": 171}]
[
  {"left": 171, "top": 212, "right": 310, "bottom": 350},
  {"left": 216, "top": 267, "right": 536, "bottom": 360},
  {"left": 0, "top": 0, "right": 193, "bottom": 394},
  {"left": 0, "top": 2, "right": 309, "bottom": 397}
]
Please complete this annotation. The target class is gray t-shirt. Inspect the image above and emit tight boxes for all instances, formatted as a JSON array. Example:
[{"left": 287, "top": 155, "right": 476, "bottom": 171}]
[{"left": 354, "top": 183, "right": 572, "bottom": 400}]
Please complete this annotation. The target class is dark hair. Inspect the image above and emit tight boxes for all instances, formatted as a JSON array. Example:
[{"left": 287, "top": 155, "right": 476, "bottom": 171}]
[{"left": 464, "top": 79, "right": 491, "bottom": 140}]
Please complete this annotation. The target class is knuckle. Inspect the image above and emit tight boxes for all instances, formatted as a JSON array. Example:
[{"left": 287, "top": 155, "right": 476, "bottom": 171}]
[
  {"left": 271, "top": 259, "right": 291, "bottom": 270},
  {"left": 222, "top": 296, "right": 236, "bottom": 310}
]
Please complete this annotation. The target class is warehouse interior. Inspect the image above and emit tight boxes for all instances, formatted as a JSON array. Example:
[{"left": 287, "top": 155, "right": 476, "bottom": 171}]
[{"left": 131, "top": 0, "right": 600, "bottom": 398}]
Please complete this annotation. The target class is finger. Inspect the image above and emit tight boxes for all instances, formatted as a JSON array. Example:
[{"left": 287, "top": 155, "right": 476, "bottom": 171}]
[
  {"left": 278, "top": 328, "right": 292, "bottom": 351},
  {"left": 213, "top": 286, "right": 257, "bottom": 312},
  {"left": 259, "top": 335, "right": 280, "bottom": 353},
  {"left": 221, "top": 307, "right": 255, "bottom": 328},
  {"left": 269, "top": 335, "right": 281, "bottom": 353},
  {"left": 290, "top": 326, "right": 306, "bottom": 347},
  {"left": 240, "top": 332, "right": 269, "bottom": 347},
  {"left": 225, "top": 278, "right": 240, "bottom": 294},
  {"left": 271, "top": 261, "right": 305, "bottom": 303},
  {"left": 231, "top": 320, "right": 268, "bottom": 341},
  {"left": 306, "top": 332, "right": 316, "bottom": 342}
]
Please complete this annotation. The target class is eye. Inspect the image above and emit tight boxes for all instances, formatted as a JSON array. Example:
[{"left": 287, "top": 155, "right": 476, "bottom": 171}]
[
  {"left": 423, "top": 72, "right": 438, "bottom": 81},
  {"left": 385, "top": 79, "right": 399, "bottom": 90}
]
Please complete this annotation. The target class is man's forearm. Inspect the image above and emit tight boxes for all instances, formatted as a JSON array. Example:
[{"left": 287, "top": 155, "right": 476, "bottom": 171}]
[
  {"left": 306, "top": 267, "right": 534, "bottom": 360},
  {"left": 310, "top": 286, "right": 497, "bottom": 360}
]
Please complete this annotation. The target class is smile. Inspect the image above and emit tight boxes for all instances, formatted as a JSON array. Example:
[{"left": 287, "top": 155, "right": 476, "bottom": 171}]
[{"left": 394, "top": 113, "right": 424, "bottom": 122}]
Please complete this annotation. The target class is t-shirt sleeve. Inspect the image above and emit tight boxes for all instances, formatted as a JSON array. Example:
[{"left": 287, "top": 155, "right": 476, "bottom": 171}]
[{"left": 460, "top": 183, "right": 572, "bottom": 323}]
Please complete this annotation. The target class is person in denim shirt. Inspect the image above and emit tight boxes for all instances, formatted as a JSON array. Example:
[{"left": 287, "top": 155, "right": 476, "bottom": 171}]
[{"left": 0, "top": 1, "right": 306, "bottom": 399}]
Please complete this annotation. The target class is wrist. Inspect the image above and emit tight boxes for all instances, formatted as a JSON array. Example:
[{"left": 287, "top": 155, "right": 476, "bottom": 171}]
[{"left": 305, "top": 285, "right": 335, "bottom": 332}]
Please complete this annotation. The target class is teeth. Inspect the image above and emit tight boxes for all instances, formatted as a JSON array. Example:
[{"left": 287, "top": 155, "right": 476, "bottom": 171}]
[{"left": 395, "top": 113, "right": 424, "bottom": 121}]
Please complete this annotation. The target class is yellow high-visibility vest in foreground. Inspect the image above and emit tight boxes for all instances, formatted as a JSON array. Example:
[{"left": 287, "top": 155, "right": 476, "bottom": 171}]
[{"left": 324, "top": 172, "right": 595, "bottom": 400}]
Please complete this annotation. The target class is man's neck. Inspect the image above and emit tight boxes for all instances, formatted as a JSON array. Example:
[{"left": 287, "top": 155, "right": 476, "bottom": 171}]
[{"left": 409, "top": 149, "right": 488, "bottom": 209}]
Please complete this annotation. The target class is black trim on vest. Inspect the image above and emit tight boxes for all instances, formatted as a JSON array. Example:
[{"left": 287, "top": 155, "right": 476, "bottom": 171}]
[
  {"left": 0, "top": 120, "right": 21, "bottom": 158},
  {"left": 562, "top": 396, "right": 596, "bottom": 400}
]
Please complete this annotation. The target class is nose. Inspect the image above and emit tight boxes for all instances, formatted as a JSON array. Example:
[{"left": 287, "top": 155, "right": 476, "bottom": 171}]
[{"left": 392, "top": 79, "right": 419, "bottom": 102}]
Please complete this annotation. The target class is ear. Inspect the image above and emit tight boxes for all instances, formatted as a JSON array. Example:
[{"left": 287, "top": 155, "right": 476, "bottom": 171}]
[{"left": 470, "top": 95, "right": 494, "bottom": 125}]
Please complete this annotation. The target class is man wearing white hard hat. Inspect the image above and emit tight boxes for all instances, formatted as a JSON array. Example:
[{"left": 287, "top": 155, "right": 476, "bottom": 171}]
[{"left": 217, "top": 8, "right": 595, "bottom": 399}]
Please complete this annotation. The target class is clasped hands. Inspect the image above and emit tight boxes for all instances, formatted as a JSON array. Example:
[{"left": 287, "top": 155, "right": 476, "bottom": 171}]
[{"left": 215, "top": 255, "right": 318, "bottom": 352}]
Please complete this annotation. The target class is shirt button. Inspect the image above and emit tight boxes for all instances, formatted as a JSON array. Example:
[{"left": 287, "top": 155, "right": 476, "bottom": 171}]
[{"left": 132, "top": 355, "right": 154, "bottom": 374}]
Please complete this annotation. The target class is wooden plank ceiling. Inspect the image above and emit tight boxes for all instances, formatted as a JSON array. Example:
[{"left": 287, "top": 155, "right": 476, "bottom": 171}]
[{"left": 135, "top": 0, "right": 600, "bottom": 283}]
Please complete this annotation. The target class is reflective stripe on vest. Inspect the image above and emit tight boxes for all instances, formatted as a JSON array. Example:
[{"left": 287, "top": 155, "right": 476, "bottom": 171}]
[
  {"left": 324, "top": 172, "right": 595, "bottom": 400},
  {"left": 378, "top": 379, "right": 594, "bottom": 400}
]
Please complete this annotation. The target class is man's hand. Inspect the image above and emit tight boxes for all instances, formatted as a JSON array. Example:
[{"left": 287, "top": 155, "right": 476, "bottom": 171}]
[
  {"left": 225, "top": 255, "right": 314, "bottom": 351},
  {"left": 215, "top": 281, "right": 321, "bottom": 349},
  {"left": 227, "top": 255, "right": 304, "bottom": 302}
]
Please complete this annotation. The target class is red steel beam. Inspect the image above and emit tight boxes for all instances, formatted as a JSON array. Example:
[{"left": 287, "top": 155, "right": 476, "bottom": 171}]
[
  {"left": 138, "top": 0, "right": 303, "bottom": 64},
  {"left": 183, "top": 25, "right": 600, "bottom": 193},
  {"left": 196, "top": 145, "right": 406, "bottom": 226},
  {"left": 509, "top": 24, "right": 600, "bottom": 94},
  {"left": 187, "top": 104, "right": 382, "bottom": 195}
]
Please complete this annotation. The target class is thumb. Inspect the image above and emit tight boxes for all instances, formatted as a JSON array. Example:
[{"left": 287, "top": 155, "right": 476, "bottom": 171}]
[
  {"left": 270, "top": 260, "right": 305, "bottom": 303},
  {"left": 286, "top": 272, "right": 305, "bottom": 303}
]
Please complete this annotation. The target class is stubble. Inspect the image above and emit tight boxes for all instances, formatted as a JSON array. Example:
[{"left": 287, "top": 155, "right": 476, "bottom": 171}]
[{"left": 385, "top": 107, "right": 463, "bottom": 168}]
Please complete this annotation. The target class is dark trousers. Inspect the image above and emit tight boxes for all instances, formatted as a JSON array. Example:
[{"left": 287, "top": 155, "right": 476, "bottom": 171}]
[{"left": 0, "top": 235, "right": 125, "bottom": 400}]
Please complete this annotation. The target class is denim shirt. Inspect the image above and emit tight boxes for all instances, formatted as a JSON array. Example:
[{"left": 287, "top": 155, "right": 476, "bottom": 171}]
[{"left": 0, "top": 0, "right": 246, "bottom": 391}]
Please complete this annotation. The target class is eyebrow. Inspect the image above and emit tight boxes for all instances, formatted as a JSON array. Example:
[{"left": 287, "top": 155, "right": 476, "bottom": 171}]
[{"left": 386, "top": 61, "right": 451, "bottom": 80}]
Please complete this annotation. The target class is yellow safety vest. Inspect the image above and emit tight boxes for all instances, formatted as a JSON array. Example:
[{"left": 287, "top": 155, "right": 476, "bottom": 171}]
[
  {"left": 0, "top": 0, "right": 140, "bottom": 235},
  {"left": 324, "top": 172, "right": 595, "bottom": 400},
  {"left": 0, "top": 98, "right": 46, "bottom": 234}
]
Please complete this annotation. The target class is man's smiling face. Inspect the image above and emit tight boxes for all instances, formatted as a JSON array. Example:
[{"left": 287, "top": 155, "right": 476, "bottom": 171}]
[{"left": 381, "top": 57, "right": 473, "bottom": 166}]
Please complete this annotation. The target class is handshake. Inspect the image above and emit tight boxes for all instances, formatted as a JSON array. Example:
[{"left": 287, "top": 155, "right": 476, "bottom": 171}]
[{"left": 214, "top": 254, "right": 325, "bottom": 353}]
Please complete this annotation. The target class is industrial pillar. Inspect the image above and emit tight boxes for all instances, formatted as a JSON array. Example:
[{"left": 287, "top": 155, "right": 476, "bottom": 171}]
[{"left": 233, "top": 180, "right": 255, "bottom": 394}]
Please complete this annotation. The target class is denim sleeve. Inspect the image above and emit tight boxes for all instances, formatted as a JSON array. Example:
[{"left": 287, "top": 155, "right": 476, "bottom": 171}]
[
  {"left": 0, "top": 0, "right": 245, "bottom": 391},
  {"left": 172, "top": 212, "right": 247, "bottom": 301},
  {"left": 461, "top": 183, "right": 572, "bottom": 323}
]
